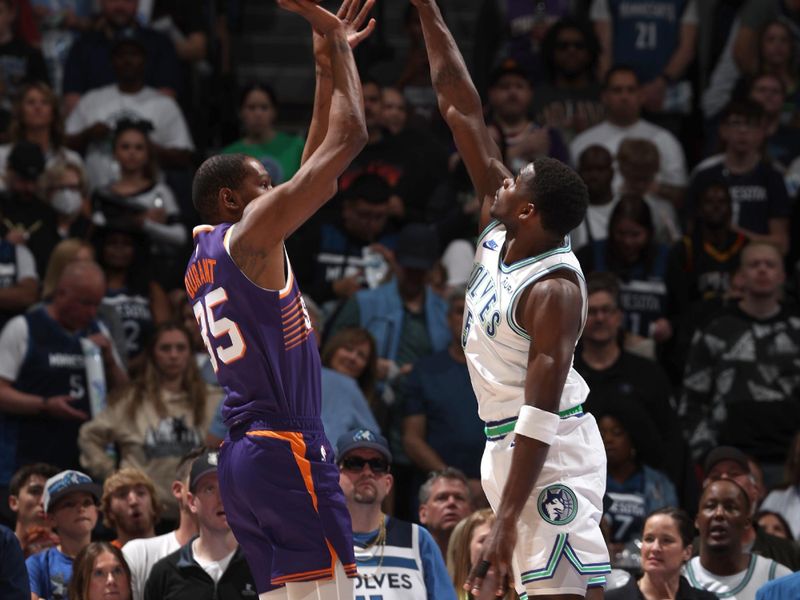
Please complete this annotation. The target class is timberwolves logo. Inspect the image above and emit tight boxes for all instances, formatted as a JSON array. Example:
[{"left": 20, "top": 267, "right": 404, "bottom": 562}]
[{"left": 537, "top": 485, "right": 578, "bottom": 525}]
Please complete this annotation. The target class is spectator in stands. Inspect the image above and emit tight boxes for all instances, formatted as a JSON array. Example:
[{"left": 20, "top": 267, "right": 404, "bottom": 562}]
[
  {"left": 92, "top": 120, "right": 186, "bottom": 251},
  {"left": 755, "top": 511, "right": 793, "bottom": 540},
  {"left": 0, "top": 82, "right": 82, "bottom": 188},
  {"left": 0, "top": 522, "right": 29, "bottom": 600},
  {"left": 575, "top": 273, "right": 688, "bottom": 500},
  {"left": 571, "top": 66, "right": 688, "bottom": 207},
  {"left": 572, "top": 145, "right": 615, "bottom": 252},
  {"left": 289, "top": 172, "right": 394, "bottom": 308},
  {"left": 402, "top": 289, "right": 485, "bottom": 492},
  {"left": 748, "top": 72, "right": 800, "bottom": 169},
  {"left": 757, "top": 572, "right": 800, "bottom": 600},
  {"left": 679, "top": 242, "right": 800, "bottom": 478},
  {"left": 687, "top": 99, "right": 791, "bottom": 255},
  {"left": 0, "top": 261, "right": 128, "bottom": 490},
  {"left": 592, "top": 0, "right": 698, "bottom": 116},
  {"left": 380, "top": 86, "right": 407, "bottom": 136},
  {"left": 760, "top": 431, "right": 800, "bottom": 541},
  {"left": 486, "top": 58, "right": 571, "bottom": 173},
  {"left": 61, "top": 0, "right": 180, "bottom": 114},
  {"left": 417, "top": 468, "right": 473, "bottom": 557},
  {"left": 577, "top": 195, "right": 672, "bottom": 354},
  {"left": 0, "top": 222, "right": 38, "bottom": 331},
  {"left": 101, "top": 468, "right": 158, "bottom": 548},
  {"left": 597, "top": 400, "right": 678, "bottom": 556},
  {"left": 143, "top": 450, "right": 256, "bottom": 600},
  {"left": 703, "top": 446, "right": 800, "bottom": 571},
  {"left": 534, "top": 18, "right": 604, "bottom": 144},
  {"left": 221, "top": 83, "right": 304, "bottom": 185},
  {"left": 684, "top": 479, "right": 791, "bottom": 597},
  {"left": 0, "top": 0, "right": 49, "bottom": 106},
  {"left": 92, "top": 226, "right": 170, "bottom": 363},
  {"left": 122, "top": 448, "right": 201, "bottom": 600},
  {"left": 327, "top": 223, "right": 450, "bottom": 377},
  {"left": 319, "top": 327, "right": 382, "bottom": 445},
  {"left": 734, "top": 3, "right": 800, "bottom": 80},
  {"left": 68, "top": 541, "right": 132, "bottom": 600},
  {"left": 336, "top": 428, "right": 455, "bottom": 600},
  {"left": 65, "top": 37, "right": 194, "bottom": 191},
  {"left": 446, "top": 508, "right": 516, "bottom": 600},
  {"left": 7, "top": 463, "right": 57, "bottom": 547},
  {"left": 27, "top": 469, "right": 101, "bottom": 600},
  {"left": 617, "top": 138, "right": 681, "bottom": 244},
  {"left": 606, "top": 508, "right": 716, "bottom": 600},
  {"left": 0, "top": 141, "right": 60, "bottom": 276},
  {"left": 79, "top": 323, "right": 219, "bottom": 521},
  {"left": 471, "top": 0, "right": 576, "bottom": 91},
  {"left": 664, "top": 181, "right": 746, "bottom": 383},
  {"left": 40, "top": 160, "right": 92, "bottom": 239},
  {"left": 757, "top": 20, "right": 800, "bottom": 125}
]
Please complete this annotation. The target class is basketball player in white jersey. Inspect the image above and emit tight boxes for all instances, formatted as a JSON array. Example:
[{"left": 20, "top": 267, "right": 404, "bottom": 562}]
[{"left": 411, "top": 1, "right": 610, "bottom": 599}]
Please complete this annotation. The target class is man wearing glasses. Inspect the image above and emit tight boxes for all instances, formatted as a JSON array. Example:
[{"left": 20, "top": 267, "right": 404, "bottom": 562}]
[{"left": 336, "top": 428, "right": 456, "bottom": 600}]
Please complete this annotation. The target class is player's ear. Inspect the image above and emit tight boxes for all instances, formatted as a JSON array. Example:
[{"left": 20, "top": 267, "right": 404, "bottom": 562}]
[{"left": 219, "top": 187, "right": 238, "bottom": 210}]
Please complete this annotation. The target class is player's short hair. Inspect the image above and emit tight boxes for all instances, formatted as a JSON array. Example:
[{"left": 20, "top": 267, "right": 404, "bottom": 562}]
[
  {"left": 418, "top": 467, "right": 470, "bottom": 505},
  {"left": 9, "top": 463, "right": 59, "bottom": 497},
  {"left": 520, "top": 158, "right": 588, "bottom": 237},
  {"left": 192, "top": 153, "right": 251, "bottom": 223}
]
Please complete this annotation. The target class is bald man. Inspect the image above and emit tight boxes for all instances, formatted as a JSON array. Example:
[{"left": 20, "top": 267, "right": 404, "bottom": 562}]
[{"left": 0, "top": 260, "right": 127, "bottom": 499}]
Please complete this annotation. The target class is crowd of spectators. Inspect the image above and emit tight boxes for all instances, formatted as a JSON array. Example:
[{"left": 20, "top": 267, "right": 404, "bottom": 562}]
[{"left": 0, "top": 0, "right": 799, "bottom": 598}]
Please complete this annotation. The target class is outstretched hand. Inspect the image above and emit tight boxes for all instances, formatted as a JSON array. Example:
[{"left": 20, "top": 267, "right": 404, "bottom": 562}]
[
  {"left": 313, "top": 0, "right": 376, "bottom": 66},
  {"left": 277, "top": 0, "right": 341, "bottom": 35}
]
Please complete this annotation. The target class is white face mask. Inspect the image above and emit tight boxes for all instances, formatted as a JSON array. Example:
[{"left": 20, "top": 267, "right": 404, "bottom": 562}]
[{"left": 51, "top": 189, "right": 83, "bottom": 216}]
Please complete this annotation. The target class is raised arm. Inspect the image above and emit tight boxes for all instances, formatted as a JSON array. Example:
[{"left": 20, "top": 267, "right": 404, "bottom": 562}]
[
  {"left": 231, "top": 0, "right": 368, "bottom": 255},
  {"left": 412, "top": 0, "right": 507, "bottom": 230},
  {"left": 302, "top": 0, "right": 375, "bottom": 166}
]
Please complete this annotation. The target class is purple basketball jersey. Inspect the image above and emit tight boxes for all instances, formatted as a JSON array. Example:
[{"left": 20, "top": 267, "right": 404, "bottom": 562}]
[{"left": 186, "top": 223, "right": 321, "bottom": 427}]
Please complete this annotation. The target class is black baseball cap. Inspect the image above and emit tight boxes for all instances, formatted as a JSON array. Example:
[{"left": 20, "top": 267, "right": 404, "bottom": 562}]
[
  {"left": 7, "top": 141, "right": 45, "bottom": 181},
  {"left": 488, "top": 58, "right": 531, "bottom": 88},
  {"left": 704, "top": 446, "right": 750, "bottom": 475},
  {"left": 395, "top": 223, "right": 440, "bottom": 270},
  {"left": 189, "top": 450, "right": 219, "bottom": 492}
]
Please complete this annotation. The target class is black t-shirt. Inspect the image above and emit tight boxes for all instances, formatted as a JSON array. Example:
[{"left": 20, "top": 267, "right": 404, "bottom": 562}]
[
  {"left": 0, "top": 192, "right": 60, "bottom": 277},
  {"left": 686, "top": 157, "right": 791, "bottom": 234},
  {"left": 0, "top": 38, "right": 49, "bottom": 100}
]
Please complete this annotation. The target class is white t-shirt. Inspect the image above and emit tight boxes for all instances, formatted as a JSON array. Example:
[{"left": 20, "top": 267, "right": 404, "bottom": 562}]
[
  {"left": 684, "top": 554, "right": 792, "bottom": 600},
  {"left": 122, "top": 531, "right": 181, "bottom": 600},
  {"left": 192, "top": 541, "right": 236, "bottom": 584},
  {"left": 571, "top": 119, "right": 689, "bottom": 188},
  {"left": 65, "top": 85, "right": 194, "bottom": 190}
]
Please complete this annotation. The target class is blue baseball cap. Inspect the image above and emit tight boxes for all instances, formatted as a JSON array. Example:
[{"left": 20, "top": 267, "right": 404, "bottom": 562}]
[
  {"left": 336, "top": 429, "right": 392, "bottom": 463},
  {"left": 43, "top": 470, "right": 102, "bottom": 513}
]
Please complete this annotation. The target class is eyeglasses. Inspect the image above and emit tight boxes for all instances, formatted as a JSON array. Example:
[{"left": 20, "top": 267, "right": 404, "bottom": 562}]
[{"left": 340, "top": 457, "right": 390, "bottom": 474}]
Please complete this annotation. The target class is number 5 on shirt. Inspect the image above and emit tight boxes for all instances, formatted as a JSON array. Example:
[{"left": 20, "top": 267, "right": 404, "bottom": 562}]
[{"left": 193, "top": 287, "right": 246, "bottom": 372}]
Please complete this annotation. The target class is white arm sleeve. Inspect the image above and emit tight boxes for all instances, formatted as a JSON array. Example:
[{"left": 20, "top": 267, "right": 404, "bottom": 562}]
[
  {"left": 0, "top": 316, "right": 30, "bottom": 381},
  {"left": 14, "top": 244, "right": 38, "bottom": 281}
]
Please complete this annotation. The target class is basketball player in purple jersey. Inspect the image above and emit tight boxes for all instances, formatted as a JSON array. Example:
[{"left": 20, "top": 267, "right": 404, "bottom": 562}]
[{"left": 185, "top": 1, "right": 375, "bottom": 598}]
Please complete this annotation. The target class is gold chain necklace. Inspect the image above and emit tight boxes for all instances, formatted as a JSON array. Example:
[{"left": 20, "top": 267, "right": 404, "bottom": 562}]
[{"left": 357, "top": 513, "right": 387, "bottom": 575}]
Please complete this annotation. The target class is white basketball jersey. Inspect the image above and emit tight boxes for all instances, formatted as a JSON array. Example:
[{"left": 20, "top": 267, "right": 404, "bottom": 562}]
[{"left": 463, "top": 221, "right": 589, "bottom": 423}]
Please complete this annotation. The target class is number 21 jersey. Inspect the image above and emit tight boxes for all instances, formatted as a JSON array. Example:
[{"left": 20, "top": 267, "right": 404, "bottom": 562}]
[{"left": 185, "top": 223, "right": 321, "bottom": 428}]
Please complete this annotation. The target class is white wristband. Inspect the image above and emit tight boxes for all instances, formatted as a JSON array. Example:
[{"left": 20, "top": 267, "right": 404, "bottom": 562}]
[{"left": 514, "top": 405, "right": 560, "bottom": 445}]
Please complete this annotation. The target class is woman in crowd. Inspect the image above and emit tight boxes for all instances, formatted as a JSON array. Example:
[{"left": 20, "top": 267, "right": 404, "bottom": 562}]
[
  {"left": 758, "top": 20, "right": 799, "bottom": 125},
  {"left": 67, "top": 542, "right": 132, "bottom": 600},
  {"left": 94, "top": 225, "right": 170, "bottom": 364},
  {"left": 755, "top": 510, "right": 794, "bottom": 540},
  {"left": 598, "top": 400, "right": 678, "bottom": 559},
  {"left": 0, "top": 82, "right": 82, "bottom": 188},
  {"left": 319, "top": 327, "right": 383, "bottom": 443},
  {"left": 577, "top": 195, "right": 672, "bottom": 356},
  {"left": 92, "top": 119, "right": 185, "bottom": 250},
  {"left": 39, "top": 160, "right": 92, "bottom": 239},
  {"left": 78, "top": 323, "right": 220, "bottom": 521},
  {"left": 607, "top": 508, "right": 717, "bottom": 600},
  {"left": 447, "top": 508, "right": 516, "bottom": 600},
  {"left": 221, "top": 83, "right": 305, "bottom": 184}
]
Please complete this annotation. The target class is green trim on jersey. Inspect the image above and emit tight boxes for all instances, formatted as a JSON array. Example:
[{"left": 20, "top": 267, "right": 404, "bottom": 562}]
[
  {"left": 499, "top": 236, "right": 571, "bottom": 274},
  {"left": 477, "top": 220, "right": 502, "bottom": 244},
  {"left": 484, "top": 405, "right": 584, "bottom": 438},
  {"left": 685, "top": 555, "right": 758, "bottom": 598}
]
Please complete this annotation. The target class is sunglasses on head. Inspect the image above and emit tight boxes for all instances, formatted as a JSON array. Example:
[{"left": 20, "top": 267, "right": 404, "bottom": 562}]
[{"left": 340, "top": 456, "right": 390, "bottom": 473}]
